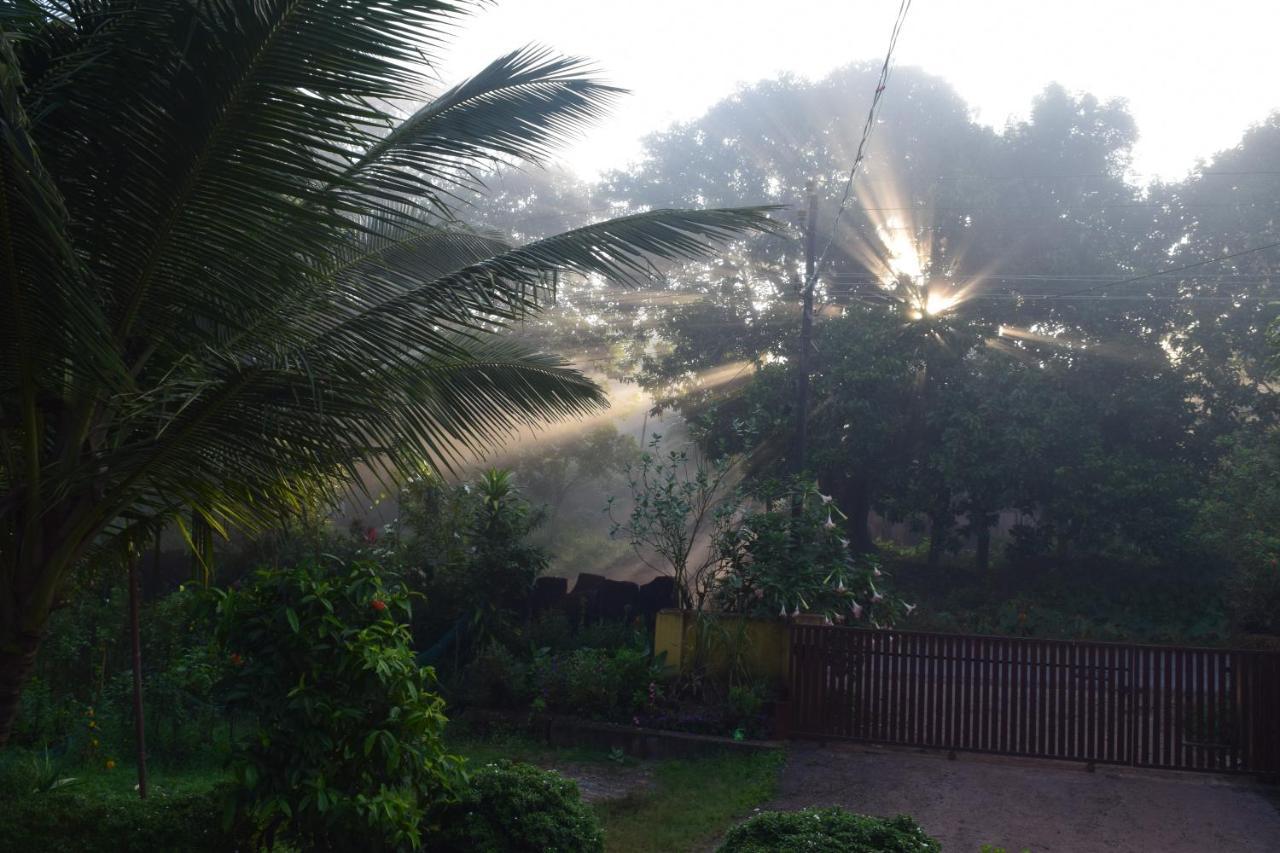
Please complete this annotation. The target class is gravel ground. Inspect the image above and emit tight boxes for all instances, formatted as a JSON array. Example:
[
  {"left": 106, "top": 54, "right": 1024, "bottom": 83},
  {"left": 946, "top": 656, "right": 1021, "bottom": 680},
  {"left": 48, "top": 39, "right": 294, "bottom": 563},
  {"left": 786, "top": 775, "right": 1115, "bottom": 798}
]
[
  {"left": 767, "top": 742, "right": 1280, "bottom": 852},
  {"left": 549, "top": 760, "right": 655, "bottom": 804}
]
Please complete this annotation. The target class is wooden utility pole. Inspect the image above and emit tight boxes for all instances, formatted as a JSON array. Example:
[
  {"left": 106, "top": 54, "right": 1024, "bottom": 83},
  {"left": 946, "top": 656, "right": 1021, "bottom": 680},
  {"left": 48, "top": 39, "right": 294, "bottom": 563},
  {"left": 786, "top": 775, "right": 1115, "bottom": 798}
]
[
  {"left": 793, "top": 180, "right": 819, "bottom": 483},
  {"left": 128, "top": 549, "right": 148, "bottom": 799}
]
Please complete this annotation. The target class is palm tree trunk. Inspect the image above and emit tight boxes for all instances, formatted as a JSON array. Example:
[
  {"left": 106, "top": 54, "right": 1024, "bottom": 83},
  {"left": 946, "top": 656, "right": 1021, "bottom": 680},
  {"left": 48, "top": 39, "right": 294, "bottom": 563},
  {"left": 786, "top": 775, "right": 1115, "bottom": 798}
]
[{"left": 0, "top": 630, "right": 41, "bottom": 747}]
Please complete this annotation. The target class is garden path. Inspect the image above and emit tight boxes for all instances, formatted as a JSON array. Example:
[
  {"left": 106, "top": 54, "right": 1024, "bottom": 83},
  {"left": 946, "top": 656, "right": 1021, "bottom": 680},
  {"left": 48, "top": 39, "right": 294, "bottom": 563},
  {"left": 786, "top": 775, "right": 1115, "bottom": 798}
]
[
  {"left": 768, "top": 742, "right": 1280, "bottom": 852},
  {"left": 546, "top": 760, "right": 655, "bottom": 804}
]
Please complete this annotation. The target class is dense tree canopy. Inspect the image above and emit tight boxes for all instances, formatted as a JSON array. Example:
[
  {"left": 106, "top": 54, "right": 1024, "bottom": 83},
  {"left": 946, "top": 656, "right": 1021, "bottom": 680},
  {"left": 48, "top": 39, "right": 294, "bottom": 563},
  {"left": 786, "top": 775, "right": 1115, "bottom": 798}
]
[{"left": 502, "top": 62, "right": 1280, "bottom": 616}]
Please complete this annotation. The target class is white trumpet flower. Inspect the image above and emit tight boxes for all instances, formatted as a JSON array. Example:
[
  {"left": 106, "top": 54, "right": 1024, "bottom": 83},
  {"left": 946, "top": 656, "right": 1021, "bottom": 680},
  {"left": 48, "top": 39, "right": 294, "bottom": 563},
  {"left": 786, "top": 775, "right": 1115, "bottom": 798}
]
[
  {"left": 818, "top": 492, "right": 833, "bottom": 505},
  {"left": 836, "top": 579, "right": 846, "bottom": 592},
  {"left": 903, "top": 602, "right": 917, "bottom": 615},
  {"left": 791, "top": 603, "right": 801, "bottom": 617},
  {"left": 823, "top": 513, "right": 836, "bottom": 530},
  {"left": 850, "top": 600, "right": 864, "bottom": 619},
  {"left": 779, "top": 603, "right": 787, "bottom": 618},
  {"left": 839, "top": 537, "right": 850, "bottom": 549}
]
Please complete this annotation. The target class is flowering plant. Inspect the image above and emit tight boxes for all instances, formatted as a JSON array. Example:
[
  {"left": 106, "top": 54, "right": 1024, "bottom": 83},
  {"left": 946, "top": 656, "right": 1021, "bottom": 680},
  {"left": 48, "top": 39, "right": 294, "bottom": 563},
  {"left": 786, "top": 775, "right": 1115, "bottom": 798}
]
[
  {"left": 212, "top": 561, "right": 464, "bottom": 850},
  {"left": 712, "top": 481, "right": 907, "bottom": 627}
]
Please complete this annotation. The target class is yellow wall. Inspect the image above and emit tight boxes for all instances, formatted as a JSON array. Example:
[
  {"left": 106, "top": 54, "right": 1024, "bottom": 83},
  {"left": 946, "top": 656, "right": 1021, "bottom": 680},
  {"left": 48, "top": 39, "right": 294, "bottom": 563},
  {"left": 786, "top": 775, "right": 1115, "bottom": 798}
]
[{"left": 654, "top": 609, "right": 795, "bottom": 687}]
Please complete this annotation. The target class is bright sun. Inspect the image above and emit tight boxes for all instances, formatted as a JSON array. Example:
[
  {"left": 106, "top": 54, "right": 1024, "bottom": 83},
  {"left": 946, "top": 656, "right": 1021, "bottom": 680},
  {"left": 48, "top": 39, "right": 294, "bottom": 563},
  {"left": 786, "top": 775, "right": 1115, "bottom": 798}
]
[{"left": 924, "top": 291, "right": 957, "bottom": 316}]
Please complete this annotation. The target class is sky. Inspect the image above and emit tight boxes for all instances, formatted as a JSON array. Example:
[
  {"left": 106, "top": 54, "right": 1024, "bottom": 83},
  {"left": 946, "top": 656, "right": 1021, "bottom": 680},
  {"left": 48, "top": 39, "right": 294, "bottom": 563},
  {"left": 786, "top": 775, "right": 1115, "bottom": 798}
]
[{"left": 440, "top": 1, "right": 1280, "bottom": 182}]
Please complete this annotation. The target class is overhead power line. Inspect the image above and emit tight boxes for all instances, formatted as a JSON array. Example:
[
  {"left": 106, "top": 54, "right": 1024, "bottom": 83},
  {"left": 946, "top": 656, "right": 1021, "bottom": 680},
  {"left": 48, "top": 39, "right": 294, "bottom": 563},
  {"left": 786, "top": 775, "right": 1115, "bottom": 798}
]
[
  {"left": 807, "top": 0, "right": 913, "bottom": 287},
  {"left": 1047, "top": 239, "right": 1280, "bottom": 299}
]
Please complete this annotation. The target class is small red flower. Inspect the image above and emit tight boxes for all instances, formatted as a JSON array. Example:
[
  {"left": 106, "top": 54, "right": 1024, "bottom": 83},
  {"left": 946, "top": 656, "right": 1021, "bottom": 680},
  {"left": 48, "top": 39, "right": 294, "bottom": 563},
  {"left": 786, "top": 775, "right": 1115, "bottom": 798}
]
[
  {"left": 364, "top": 527, "right": 378, "bottom": 545},
  {"left": 371, "top": 599, "right": 387, "bottom": 612},
  {"left": 229, "top": 652, "right": 244, "bottom": 667}
]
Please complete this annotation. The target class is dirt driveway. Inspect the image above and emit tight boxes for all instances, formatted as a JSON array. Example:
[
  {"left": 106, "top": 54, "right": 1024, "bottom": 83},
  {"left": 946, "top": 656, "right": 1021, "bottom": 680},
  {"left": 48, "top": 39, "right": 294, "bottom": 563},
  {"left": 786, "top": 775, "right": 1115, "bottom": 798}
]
[{"left": 768, "top": 743, "right": 1280, "bottom": 852}]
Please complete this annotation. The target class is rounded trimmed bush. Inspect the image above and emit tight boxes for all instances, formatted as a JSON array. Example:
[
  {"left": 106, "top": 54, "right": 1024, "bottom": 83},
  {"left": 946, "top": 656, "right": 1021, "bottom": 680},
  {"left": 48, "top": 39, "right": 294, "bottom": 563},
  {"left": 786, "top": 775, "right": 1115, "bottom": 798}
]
[
  {"left": 717, "top": 807, "right": 940, "bottom": 852},
  {"left": 0, "top": 784, "right": 238, "bottom": 852},
  {"left": 436, "top": 760, "right": 604, "bottom": 853}
]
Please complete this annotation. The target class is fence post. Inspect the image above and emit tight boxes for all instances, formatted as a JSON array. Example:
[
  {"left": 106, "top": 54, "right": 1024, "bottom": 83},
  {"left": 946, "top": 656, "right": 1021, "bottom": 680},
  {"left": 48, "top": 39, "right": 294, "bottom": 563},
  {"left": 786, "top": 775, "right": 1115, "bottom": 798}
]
[{"left": 1126, "top": 643, "right": 1137, "bottom": 766}]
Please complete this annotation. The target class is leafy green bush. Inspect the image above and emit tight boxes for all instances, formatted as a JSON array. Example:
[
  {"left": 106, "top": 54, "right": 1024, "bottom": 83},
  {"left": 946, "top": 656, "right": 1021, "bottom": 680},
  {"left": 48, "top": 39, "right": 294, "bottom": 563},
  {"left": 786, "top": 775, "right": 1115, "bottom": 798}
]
[
  {"left": 725, "top": 684, "right": 770, "bottom": 737},
  {"left": 713, "top": 482, "right": 901, "bottom": 626},
  {"left": 461, "top": 641, "right": 533, "bottom": 709},
  {"left": 1196, "top": 432, "right": 1280, "bottom": 636},
  {"left": 0, "top": 785, "right": 237, "bottom": 852},
  {"left": 12, "top": 576, "right": 227, "bottom": 765},
  {"left": 573, "top": 619, "right": 646, "bottom": 652},
  {"left": 529, "top": 608, "right": 576, "bottom": 650},
  {"left": 0, "top": 747, "right": 80, "bottom": 799},
  {"left": 436, "top": 760, "right": 603, "bottom": 853},
  {"left": 717, "top": 807, "right": 940, "bottom": 852},
  {"left": 399, "top": 468, "right": 549, "bottom": 655},
  {"left": 531, "top": 646, "right": 659, "bottom": 720},
  {"left": 214, "top": 561, "right": 464, "bottom": 850}
]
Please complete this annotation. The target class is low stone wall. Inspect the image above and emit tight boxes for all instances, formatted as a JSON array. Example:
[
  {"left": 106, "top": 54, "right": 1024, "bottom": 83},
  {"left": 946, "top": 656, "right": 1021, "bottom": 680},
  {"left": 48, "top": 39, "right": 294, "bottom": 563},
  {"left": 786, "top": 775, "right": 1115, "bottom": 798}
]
[{"left": 462, "top": 708, "right": 785, "bottom": 760}]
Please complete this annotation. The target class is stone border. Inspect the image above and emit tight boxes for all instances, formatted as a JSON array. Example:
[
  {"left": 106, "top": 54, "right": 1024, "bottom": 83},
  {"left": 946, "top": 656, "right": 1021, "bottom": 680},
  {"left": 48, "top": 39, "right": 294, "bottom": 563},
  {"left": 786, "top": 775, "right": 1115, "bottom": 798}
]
[{"left": 460, "top": 708, "right": 786, "bottom": 760}]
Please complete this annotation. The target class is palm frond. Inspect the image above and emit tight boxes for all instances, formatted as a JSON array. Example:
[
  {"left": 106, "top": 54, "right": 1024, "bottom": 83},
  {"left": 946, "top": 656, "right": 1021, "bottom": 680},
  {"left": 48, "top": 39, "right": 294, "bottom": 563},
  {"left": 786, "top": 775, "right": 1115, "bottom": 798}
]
[
  {"left": 305, "top": 206, "right": 781, "bottom": 365},
  {"left": 0, "top": 31, "right": 118, "bottom": 402},
  {"left": 0, "top": 0, "right": 777, "bottom": 654},
  {"left": 83, "top": 336, "right": 604, "bottom": 530},
  {"left": 343, "top": 45, "right": 624, "bottom": 212}
]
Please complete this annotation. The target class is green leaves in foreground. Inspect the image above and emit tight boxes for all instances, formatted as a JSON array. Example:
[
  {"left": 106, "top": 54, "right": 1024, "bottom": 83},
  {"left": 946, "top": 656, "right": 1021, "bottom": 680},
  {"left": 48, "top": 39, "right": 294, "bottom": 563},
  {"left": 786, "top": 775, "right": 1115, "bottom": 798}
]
[
  {"left": 213, "top": 562, "right": 463, "bottom": 850},
  {"left": 717, "top": 807, "right": 940, "bottom": 853}
]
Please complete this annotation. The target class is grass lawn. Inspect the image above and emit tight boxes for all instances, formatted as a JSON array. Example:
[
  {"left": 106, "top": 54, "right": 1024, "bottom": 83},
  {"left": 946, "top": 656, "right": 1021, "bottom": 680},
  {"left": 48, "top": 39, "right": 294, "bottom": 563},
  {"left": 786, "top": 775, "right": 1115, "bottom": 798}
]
[
  {"left": 450, "top": 731, "right": 785, "bottom": 853},
  {"left": 0, "top": 750, "right": 226, "bottom": 802},
  {"left": 3, "top": 735, "right": 784, "bottom": 852},
  {"left": 594, "top": 751, "right": 783, "bottom": 853}
]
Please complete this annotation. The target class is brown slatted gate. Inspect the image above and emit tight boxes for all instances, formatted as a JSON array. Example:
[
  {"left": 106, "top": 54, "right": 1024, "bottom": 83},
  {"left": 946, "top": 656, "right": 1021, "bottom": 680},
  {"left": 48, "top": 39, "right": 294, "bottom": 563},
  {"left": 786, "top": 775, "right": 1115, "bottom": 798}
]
[{"left": 788, "top": 625, "right": 1280, "bottom": 774}]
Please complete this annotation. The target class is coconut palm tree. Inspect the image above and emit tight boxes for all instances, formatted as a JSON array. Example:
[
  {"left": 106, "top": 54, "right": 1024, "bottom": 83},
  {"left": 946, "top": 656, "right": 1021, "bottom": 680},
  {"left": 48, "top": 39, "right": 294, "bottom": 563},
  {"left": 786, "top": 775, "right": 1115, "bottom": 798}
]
[{"left": 0, "top": 0, "right": 773, "bottom": 743}]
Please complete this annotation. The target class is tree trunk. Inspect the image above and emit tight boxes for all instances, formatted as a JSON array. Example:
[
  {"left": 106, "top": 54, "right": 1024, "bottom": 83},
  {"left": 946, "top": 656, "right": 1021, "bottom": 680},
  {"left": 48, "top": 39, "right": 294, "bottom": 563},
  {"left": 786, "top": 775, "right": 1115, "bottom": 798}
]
[
  {"left": 927, "top": 523, "right": 945, "bottom": 569},
  {"left": 975, "top": 520, "right": 992, "bottom": 572},
  {"left": 837, "top": 477, "right": 875, "bottom": 553},
  {"left": 927, "top": 504, "right": 951, "bottom": 568},
  {"left": 0, "top": 631, "right": 41, "bottom": 747}
]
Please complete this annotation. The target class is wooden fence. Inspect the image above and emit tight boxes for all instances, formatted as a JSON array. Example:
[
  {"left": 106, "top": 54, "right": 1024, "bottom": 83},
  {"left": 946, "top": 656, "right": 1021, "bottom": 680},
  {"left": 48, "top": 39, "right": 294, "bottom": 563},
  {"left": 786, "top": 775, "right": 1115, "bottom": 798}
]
[{"left": 788, "top": 625, "right": 1280, "bottom": 774}]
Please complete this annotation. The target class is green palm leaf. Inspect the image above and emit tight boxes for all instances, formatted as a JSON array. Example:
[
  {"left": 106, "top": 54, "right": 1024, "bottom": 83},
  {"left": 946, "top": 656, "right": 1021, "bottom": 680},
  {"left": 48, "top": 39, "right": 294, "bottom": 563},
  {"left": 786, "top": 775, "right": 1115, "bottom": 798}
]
[{"left": 0, "top": 0, "right": 776, "bottom": 742}]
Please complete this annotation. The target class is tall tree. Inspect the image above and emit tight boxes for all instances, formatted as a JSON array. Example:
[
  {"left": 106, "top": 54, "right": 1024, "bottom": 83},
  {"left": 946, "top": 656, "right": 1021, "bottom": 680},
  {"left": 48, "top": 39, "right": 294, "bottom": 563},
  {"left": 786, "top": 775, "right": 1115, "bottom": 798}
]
[
  {"left": 597, "top": 64, "right": 1240, "bottom": 572},
  {"left": 0, "top": 0, "right": 770, "bottom": 742}
]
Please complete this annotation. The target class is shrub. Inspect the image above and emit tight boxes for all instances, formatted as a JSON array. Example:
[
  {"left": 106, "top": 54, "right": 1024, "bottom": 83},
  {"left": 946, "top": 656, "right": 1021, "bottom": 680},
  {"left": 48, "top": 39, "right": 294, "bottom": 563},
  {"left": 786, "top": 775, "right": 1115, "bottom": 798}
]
[
  {"left": 400, "top": 468, "right": 549, "bottom": 654},
  {"left": 436, "top": 760, "right": 604, "bottom": 853},
  {"left": 531, "top": 646, "right": 659, "bottom": 720},
  {"left": 713, "top": 482, "right": 899, "bottom": 626},
  {"left": 12, "top": 577, "right": 226, "bottom": 763},
  {"left": 717, "top": 807, "right": 940, "bottom": 853},
  {"left": 213, "top": 561, "right": 464, "bottom": 850},
  {"left": 725, "top": 683, "right": 769, "bottom": 737},
  {"left": 573, "top": 619, "right": 645, "bottom": 651},
  {"left": 461, "top": 641, "right": 532, "bottom": 710},
  {"left": 528, "top": 609, "right": 575, "bottom": 651},
  {"left": 0, "top": 785, "right": 238, "bottom": 852}
]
